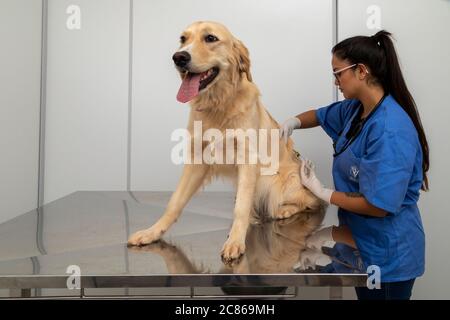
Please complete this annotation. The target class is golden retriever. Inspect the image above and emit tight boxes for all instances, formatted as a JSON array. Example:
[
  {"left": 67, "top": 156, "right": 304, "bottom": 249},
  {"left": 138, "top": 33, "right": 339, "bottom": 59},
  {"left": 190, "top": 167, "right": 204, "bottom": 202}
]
[{"left": 127, "top": 21, "right": 323, "bottom": 263}]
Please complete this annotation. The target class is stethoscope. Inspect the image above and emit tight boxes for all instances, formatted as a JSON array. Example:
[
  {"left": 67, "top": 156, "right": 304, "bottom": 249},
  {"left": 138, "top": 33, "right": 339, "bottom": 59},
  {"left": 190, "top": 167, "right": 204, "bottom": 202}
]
[{"left": 332, "top": 95, "right": 387, "bottom": 158}]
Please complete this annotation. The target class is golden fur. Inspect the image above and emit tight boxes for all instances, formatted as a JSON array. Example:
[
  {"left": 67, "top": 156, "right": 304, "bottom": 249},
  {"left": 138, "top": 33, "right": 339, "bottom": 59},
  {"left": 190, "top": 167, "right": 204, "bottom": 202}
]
[{"left": 128, "top": 21, "right": 323, "bottom": 263}]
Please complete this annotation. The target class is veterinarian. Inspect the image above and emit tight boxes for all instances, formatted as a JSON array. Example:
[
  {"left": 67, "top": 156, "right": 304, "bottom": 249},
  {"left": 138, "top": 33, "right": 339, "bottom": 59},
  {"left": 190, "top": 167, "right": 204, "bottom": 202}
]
[{"left": 280, "top": 30, "right": 429, "bottom": 300}]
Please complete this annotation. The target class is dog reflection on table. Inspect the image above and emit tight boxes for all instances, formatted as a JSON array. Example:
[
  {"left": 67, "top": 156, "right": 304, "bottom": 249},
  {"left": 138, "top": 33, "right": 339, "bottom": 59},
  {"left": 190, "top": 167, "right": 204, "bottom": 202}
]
[{"left": 129, "top": 207, "right": 325, "bottom": 275}]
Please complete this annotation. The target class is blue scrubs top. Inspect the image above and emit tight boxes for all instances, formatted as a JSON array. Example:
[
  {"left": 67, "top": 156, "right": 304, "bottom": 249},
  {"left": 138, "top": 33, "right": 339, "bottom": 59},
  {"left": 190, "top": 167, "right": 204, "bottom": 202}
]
[{"left": 316, "top": 94, "right": 425, "bottom": 282}]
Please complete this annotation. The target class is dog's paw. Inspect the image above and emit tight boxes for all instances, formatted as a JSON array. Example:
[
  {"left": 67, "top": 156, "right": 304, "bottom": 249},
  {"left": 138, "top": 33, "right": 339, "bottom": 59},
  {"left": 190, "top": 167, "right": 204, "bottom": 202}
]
[
  {"left": 220, "top": 239, "right": 245, "bottom": 265},
  {"left": 274, "top": 204, "right": 300, "bottom": 220},
  {"left": 127, "top": 227, "right": 164, "bottom": 247}
]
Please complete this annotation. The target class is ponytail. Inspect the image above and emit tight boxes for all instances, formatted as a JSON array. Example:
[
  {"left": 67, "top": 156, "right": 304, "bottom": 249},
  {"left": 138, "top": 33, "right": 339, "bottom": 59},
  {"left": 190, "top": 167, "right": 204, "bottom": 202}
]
[{"left": 332, "top": 30, "right": 430, "bottom": 191}]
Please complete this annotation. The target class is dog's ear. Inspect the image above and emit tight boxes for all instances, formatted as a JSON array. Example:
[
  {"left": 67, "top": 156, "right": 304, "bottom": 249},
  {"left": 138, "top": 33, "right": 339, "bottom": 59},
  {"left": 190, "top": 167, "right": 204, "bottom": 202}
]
[{"left": 232, "top": 39, "right": 252, "bottom": 82}]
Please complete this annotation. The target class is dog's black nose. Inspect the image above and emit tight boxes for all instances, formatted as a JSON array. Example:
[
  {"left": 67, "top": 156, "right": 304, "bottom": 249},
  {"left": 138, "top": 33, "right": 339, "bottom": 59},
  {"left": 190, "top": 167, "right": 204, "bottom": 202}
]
[{"left": 172, "top": 51, "right": 191, "bottom": 68}]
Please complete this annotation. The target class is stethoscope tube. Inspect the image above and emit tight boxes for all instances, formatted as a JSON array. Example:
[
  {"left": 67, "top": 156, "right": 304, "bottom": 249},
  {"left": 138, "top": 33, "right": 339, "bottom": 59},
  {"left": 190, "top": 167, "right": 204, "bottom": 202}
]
[{"left": 332, "top": 95, "right": 387, "bottom": 158}]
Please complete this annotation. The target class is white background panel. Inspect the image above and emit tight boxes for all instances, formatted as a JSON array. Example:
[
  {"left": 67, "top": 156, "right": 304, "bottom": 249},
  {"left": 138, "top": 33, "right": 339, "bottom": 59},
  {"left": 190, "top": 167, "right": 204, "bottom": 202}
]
[
  {"left": 0, "top": 0, "right": 42, "bottom": 224},
  {"left": 44, "top": 0, "right": 130, "bottom": 203}
]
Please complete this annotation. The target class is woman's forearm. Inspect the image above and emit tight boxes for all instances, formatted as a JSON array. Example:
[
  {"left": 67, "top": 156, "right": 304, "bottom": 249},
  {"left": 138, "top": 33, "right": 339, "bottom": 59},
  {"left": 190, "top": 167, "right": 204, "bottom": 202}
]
[
  {"left": 295, "top": 110, "right": 320, "bottom": 129},
  {"left": 330, "top": 191, "right": 387, "bottom": 217},
  {"left": 332, "top": 225, "right": 357, "bottom": 249}
]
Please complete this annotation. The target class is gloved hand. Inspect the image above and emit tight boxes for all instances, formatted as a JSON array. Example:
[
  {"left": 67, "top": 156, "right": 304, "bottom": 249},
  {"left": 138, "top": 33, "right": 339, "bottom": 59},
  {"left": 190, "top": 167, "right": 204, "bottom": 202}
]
[
  {"left": 293, "top": 248, "right": 332, "bottom": 271},
  {"left": 305, "top": 226, "right": 336, "bottom": 251},
  {"left": 280, "top": 117, "right": 302, "bottom": 144},
  {"left": 300, "top": 159, "right": 334, "bottom": 203}
]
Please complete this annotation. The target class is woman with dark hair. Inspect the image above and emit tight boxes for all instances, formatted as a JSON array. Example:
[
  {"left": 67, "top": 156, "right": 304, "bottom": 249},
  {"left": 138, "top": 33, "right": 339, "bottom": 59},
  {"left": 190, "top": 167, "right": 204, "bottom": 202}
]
[{"left": 281, "top": 30, "right": 429, "bottom": 300}]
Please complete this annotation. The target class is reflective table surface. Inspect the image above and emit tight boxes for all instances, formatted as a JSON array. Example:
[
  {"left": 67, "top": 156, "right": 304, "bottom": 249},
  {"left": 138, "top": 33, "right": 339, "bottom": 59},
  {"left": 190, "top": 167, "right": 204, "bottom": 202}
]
[{"left": 0, "top": 191, "right": 366, "bottom": 297}]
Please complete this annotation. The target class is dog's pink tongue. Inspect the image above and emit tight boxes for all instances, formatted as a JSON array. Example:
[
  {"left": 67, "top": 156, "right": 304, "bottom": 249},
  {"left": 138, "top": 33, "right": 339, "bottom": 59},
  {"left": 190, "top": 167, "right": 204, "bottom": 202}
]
[{"left": 177, "top": 73, "right": 201, "bottom": 103}]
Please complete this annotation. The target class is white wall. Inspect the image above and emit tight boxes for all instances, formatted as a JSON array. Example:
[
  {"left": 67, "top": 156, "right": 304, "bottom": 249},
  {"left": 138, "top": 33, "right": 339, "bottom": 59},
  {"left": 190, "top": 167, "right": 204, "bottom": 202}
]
[
  {"left": 44, "top": 0, "right": 130, "bottom": 203},
  {"left": 338, "top": 0, "right": 450, "bottom": 300},
  {"left": 0, "top": 0, "right": 42, "bottom": 224}
]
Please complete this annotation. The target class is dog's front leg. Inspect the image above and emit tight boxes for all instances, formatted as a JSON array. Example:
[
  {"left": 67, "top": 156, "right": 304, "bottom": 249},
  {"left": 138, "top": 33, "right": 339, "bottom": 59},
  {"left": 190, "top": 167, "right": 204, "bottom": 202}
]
[
  {"left": 221, "top": 164, "right": 258, "bottom": 263},
  {"left": 128, "top": 163, "right": 209, "bottom": 246}
]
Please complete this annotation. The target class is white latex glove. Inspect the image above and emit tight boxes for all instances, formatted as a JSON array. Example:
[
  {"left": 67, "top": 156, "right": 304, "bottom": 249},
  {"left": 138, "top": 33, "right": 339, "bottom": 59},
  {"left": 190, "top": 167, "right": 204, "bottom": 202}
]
[
  {"left": 300, "top": 159, "right": 334, "bottom": 203},
  {"left": 305, "top": 226, "right": 336, "bottom": 251},
  {"left": 280, "top": 117, "right": 302, "bottom": 144},
  {"left": 293, "top": 248, "right": 332, "bottom": 271}
]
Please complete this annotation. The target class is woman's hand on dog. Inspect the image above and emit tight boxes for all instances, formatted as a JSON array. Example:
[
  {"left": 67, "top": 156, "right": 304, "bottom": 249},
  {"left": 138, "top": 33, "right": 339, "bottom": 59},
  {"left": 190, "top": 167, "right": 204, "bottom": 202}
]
[{"left": 280, "top": 117, "right": 302, "bottom": 143}]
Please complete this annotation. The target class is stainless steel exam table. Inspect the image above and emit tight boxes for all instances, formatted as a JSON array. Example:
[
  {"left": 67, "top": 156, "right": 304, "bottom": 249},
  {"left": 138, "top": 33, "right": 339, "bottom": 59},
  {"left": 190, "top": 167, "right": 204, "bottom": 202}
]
[{"left": 0, "top": 191, "right": 366, "bottom": 299}]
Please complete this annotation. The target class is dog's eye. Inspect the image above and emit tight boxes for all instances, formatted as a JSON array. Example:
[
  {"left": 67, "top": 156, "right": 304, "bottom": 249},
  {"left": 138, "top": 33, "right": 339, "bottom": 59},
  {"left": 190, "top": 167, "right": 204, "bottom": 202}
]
[
  {"left": 205, "top": 35, "right": 219, "bottom": 43},
  {"left": 180, "top": 36, "right": 186, "bottom": 44}
]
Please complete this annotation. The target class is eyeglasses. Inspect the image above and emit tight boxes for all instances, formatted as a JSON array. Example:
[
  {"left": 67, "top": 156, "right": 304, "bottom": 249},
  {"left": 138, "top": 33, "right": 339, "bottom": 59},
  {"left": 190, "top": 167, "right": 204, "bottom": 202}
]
[{"left": 333, "top": 63, "right": 357, "bottom": 81}]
